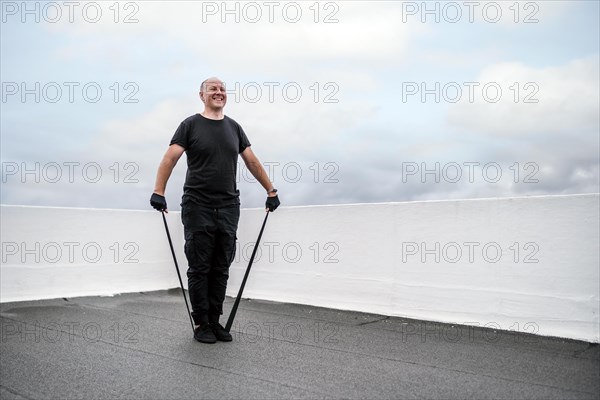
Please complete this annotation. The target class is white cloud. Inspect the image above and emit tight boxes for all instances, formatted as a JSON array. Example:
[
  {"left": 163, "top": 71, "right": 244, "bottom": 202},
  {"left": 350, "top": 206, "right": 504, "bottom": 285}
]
[
  {"left": 48, "top": 1, "right": 422, "bottom": 71},
  {"left": 447, "top": 57, "right": 599, "bottom": 137}
]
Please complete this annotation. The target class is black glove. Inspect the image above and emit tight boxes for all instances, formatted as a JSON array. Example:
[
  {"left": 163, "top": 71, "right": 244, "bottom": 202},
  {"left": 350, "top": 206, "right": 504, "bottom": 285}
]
[
  {"left": 150, "top": 193, "right": 167, "bottom": 211},
  {"left": 266, "top": 195, "right": 280, "bottom": 212}
]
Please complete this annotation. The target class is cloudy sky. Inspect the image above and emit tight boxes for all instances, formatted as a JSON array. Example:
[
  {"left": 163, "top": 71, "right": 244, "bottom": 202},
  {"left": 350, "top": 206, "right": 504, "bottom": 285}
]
[{"left": 1, "top": 0, "right": 598, "bottom": 210}]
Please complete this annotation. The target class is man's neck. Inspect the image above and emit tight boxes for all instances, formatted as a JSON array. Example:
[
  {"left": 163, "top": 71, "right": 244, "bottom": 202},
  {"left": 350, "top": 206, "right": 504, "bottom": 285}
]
[{"left": 201, "top": 108, "right": 224, "bottom": 120}]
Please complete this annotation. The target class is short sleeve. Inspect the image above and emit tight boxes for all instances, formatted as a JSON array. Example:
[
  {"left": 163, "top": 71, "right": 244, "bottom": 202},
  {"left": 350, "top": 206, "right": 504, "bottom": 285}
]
[
  {"left": 170, "top": 121, "right": 189, "bottom": 149},
  {"left": 237, "top": 123, "right": 251, "bottom": 153}
]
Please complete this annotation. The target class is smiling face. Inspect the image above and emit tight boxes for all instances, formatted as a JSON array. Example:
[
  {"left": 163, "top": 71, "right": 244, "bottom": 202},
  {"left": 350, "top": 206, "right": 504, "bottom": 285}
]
[{"left": 200, "top": 78, "right": 227, "bottom": 111}]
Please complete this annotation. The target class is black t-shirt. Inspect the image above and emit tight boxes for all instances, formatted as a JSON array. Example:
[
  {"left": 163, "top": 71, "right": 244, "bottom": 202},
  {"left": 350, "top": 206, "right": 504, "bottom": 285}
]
[{"left": 170, "top": 113, "right": 251, "bottom": 208}]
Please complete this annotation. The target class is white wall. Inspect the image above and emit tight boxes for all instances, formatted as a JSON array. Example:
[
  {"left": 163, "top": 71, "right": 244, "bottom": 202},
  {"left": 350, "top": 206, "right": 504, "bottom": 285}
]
[
  {"left": 0, "top": 206, "right": 185, "bottom": 300},
  {"left": 1, "top": 194, "right": 598, "bottom": 342}
]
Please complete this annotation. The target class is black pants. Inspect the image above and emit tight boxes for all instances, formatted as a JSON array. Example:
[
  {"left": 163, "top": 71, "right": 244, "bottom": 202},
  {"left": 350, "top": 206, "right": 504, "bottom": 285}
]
[{"left": 181, "top": 203, "right": 239, "bottom": 326}]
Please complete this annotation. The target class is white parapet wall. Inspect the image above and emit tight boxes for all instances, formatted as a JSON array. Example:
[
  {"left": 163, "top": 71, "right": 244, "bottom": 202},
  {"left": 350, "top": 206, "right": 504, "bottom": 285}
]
[
  {"left": 1, "top": 194, "right": 599, "bottom": 342},
  {"left": 0, "top": 206, "right": 186, "bottom": 301}
]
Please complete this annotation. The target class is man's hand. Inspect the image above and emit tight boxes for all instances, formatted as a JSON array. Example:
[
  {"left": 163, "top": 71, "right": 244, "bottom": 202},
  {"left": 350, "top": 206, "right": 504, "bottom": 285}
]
[
  {"left": 266, "top": 194, "right": 280, "bottom": 212},
  {"left": 150, "top": 193, "right": 168, "bottom": 212}
]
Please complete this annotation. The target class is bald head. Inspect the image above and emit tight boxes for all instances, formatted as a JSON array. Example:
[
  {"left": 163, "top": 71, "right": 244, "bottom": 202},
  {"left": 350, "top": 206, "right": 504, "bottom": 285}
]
[
  {"left": 199, "top": 77, "right": 227, "bottom": 116},
  {"left": 200, "top": 77, "right": 225, "bottom": 93}
]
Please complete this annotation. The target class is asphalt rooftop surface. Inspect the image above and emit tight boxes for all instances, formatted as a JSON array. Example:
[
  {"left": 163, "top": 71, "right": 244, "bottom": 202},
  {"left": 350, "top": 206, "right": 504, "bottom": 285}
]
[{"left": 1, "top": 289, "right": 598, "bottom": 399}]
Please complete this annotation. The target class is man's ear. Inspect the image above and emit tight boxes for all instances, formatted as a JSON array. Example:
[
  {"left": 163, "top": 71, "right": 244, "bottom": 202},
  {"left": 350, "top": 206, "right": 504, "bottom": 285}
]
[{"left": 199, "top": 92, "right": 205, "bottom": 103}]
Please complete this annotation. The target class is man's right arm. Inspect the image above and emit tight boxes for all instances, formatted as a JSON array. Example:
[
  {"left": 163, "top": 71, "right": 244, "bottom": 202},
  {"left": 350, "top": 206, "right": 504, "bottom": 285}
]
[{"left": 151, "top": 144, "right": 185, "bottom": 211}]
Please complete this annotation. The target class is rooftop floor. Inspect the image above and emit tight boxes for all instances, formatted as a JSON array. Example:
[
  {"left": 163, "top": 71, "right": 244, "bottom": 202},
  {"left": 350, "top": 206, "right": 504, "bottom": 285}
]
[{"left": 1, "top": 290, "right": 598, "bottom": 399}]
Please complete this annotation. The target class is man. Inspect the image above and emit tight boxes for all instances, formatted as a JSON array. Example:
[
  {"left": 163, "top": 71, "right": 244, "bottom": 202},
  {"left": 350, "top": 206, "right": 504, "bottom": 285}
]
[{"left": 150, "top": 77, "right": 280, "bottom": 344}]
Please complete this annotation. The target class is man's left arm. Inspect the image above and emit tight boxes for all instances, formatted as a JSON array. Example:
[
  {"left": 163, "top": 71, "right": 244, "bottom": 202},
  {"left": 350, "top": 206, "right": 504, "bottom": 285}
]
[{"left": 240, "top": 147, "right": 280, "bottom": 211}]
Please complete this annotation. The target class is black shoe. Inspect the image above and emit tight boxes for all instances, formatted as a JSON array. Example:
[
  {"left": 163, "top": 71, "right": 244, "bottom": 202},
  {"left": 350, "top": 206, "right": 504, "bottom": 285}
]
[
  {"left": 210, "top": 322, "right": 232, "bottom": 342},
  {"left": 194, "top": 325, "right": 217, "bottom": 344}
]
